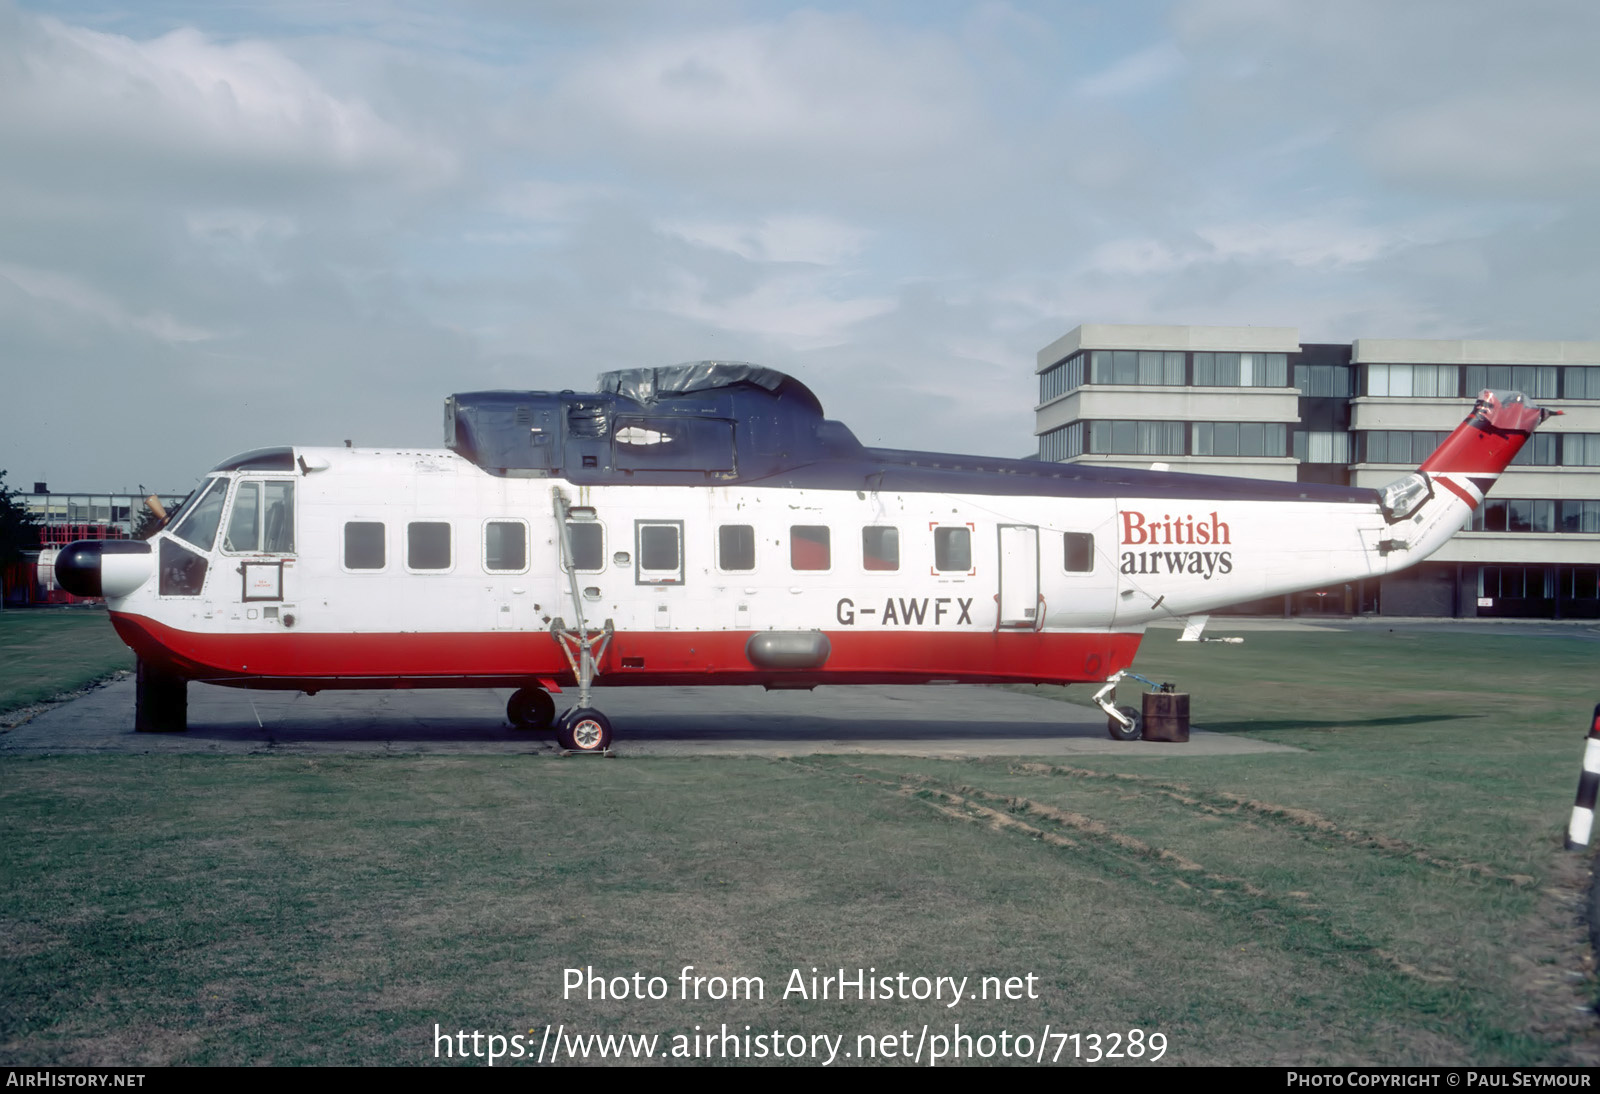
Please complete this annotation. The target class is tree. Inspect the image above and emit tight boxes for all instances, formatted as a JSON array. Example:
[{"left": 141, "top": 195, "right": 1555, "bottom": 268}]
[
  {"left": 131, "top": 502, "right": 165, "bottom": 540},
  {"left": 0, "top": 470, "right": 40, "bottom": 566}
]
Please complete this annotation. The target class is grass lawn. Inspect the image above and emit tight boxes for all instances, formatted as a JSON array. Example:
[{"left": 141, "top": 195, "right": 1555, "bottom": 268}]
[
  {"left": 0, "top": 608, "right": 133, "bottom": 716},
  {"left": 2, "top": 616, "right": 1598, "bottom": 1066}
]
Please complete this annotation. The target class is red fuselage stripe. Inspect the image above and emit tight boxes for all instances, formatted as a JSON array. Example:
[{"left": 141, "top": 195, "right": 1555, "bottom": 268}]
[{"left": 110, "top": 613, "right": 1142, "bottom": 689}]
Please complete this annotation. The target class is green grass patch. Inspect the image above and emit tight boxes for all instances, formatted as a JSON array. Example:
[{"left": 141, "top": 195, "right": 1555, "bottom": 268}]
[
  {"left": 2, "top": 624, "right": 1598, "bottom": 1065},
  {"left": 0, "top": 608, "right": 133, "bottom": 714}
]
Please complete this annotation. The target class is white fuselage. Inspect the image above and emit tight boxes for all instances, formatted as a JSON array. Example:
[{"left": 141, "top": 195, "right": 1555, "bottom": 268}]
[{"left": 103, "top": 445, "right": 1454, "bottom": 691}]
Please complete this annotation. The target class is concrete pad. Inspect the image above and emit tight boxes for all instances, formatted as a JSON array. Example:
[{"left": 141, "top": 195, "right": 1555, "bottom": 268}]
[{"left": 1, "top": 678, "right": 1296, "bottom": 758}]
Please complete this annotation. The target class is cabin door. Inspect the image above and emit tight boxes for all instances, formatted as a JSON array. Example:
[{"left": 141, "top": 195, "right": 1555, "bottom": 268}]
[
  {"left": 997, "top": 525, "right": 1040, "bottom": 628},
  {"left": 224, "top": 479, "right": 296, "bottom": 613}
]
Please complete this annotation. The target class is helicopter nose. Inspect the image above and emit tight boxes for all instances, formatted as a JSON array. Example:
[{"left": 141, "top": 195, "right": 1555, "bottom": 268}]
[{"left": 55, "top": 539, "right": 155, "bottom": 598}]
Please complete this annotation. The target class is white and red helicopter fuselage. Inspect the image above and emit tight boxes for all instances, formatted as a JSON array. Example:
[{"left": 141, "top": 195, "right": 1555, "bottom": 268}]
[{"left": 56, "top": 364, "right": 1554, "bottom": 750}]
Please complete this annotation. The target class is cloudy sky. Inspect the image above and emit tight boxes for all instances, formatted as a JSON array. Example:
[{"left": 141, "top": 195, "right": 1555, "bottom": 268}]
[{"left": 3, "top": 0, "right": 1597, "bottom": 491}]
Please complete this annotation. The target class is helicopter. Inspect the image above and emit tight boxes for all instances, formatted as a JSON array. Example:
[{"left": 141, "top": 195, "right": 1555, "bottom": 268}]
[{"left": 55, "top": 362, "right": 1555, "bottom": 752}]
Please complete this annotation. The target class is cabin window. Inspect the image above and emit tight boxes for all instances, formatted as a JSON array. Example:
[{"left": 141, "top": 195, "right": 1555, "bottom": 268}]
[
  {"left": 719, "top": 525, "right": 755, "bottom": 571},
  {"left": 862, "top": 526, "right": 898, "bottom": 571},
  {"left": 934, "top": 526, "right": 972, "bottom": 572},
  {"left": 484, "top": 521, "right": 528, "bottom": 573},
  {"left": 344, "top": 522, "right": 386, "bottom": 570},
  {"left": 790, "top": 526, "right": 830, "bottom": 571},
  {"left": 566, "top": 522, "right": 604, "bottom": 572},
  {"left": 1064, "top": 532, "right": 1094, "bottom": 573},
  {"left": 171, "top": 477, "right": 227, "bottom": 552},
  {"left": 636, "top": 521, "right": 684, "bottom": 585},
  {"left": 407, "top": 522, "right": 452, "bottom": 571}
]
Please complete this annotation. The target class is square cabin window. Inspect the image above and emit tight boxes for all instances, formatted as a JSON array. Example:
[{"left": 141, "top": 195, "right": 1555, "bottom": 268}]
[
  {"left": 791, "top": 525, "right": 830, "bottom": 571},
  {"left": 934, "top": 526, "right": 971, "bottom": 572},
  {"left": 636, "top": 521, "right": 684, "bottom": 585},
  {"left": 862, "top": 526, "right": 898, "bottom": 571},
  {"left": 408, "top": 522, "right": 451, "bottom": 570},
  {"left": 1064, "top": 532, "right": 1094, "bottom": 573},
  {"left": 639, "top": 523, "right": 680, "bottom": 571},
  {"left": 485, "top": 521, "right": 527, "bottom": 572},
  {"left": 344, "top": 522, "right": 385, "bottom": 570},
  {"left": 719, "top": 525, "right": 755, "bottom": 571},
  {"left": 566, "top": 522, "right": 604, "bottom": 572}
]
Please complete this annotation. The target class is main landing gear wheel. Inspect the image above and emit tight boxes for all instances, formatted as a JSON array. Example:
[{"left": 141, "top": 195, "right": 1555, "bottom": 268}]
[
  {"left": 558, "top": 708, "right": 612, "bottom": 752},
  {"left": 1107, "top": 705, "right": 1143, "bottom": 742},
  {"left": 506, "top": 687, "right": 555, "bottom": 731}
]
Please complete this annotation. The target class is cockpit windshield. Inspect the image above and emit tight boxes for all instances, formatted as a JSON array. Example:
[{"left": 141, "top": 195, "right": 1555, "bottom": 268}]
[{"left": 169, "top": 477, "right": 227, "bottom": 551}]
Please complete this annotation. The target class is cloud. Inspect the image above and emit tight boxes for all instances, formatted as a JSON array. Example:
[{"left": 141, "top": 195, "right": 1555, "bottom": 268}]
[
  {"left": 641, "top": 269, "right": 895, "bottom": 348},
  {"left": 1171, "top": 0, "right": 1600, "bottom": 197},
  {"left": 660, "top": 214, "right": 871, "bottom": 266},
  {"left": 1077, "top": 41, "right": 1186, "bottom": 98},
  {"left": 1083, "top": 214, "right": 1414, "bottom": 278},
  {"left": 0, "top": 5, "right": 453, "bottom": 186},
  {"left": 546, "top": 10, "right": 980, "bottom": 174},
  {"left": 0, "top": 261, "right": 213, "bottom": 343},
  {"left": 1364, "top": 87, "right": 1600, "bottom": 196}
]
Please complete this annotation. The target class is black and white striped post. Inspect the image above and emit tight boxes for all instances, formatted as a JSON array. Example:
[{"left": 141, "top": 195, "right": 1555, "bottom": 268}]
[{"left": 1564, "top": 704, "right": 1600, "bottom": 851}]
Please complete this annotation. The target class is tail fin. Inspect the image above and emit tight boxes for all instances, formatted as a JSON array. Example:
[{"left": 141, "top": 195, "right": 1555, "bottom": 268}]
[
  {"left": 1418, "top": 389, "right": 1561, "bottom": 511},
  {"left": 1371, "top": 390, "right": 1558, "bottom": 563}
]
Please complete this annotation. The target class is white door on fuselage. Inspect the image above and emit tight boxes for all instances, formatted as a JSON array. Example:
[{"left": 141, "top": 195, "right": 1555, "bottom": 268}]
[
  {"left": 223, "top": 478, "right": 296, "bottom": 609},
  {"left": 997, "top": 524, "right": 1040, "bottom": 628}
]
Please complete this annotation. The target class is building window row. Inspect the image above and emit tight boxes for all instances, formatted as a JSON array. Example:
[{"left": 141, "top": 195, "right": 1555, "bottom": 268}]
[
  {"left": 1039, "top": 422, "right": 1084, "bottom": 462},
  {"left": 1041, "top": 357, "right": 1600, "bottom": 406},
  {"left": 1293, "top": 364, "right": 1354, "bottom": 398},
  {"left": 1360, "top": 431, "right": 1600, "bottom": 466},
  {"left": 1465, "top": 499, "right": 1600, "bottom": 534},
  {"left": 1040, "top": 355, "right": 1085, "bottom": 403},
  {"left": 1292, "top": 431, "right": 1353, "bottom": 464},
  {"left": 1359, "top": 431, "right": 1451, "bottom": 465},
  {"left": 1194, "top": 352, "right": 1289, "bottom": 388},
  {"left": 1191, "top": 421, "right": 1288, "bottom": 457},
  {"left": 1365, "top": 363, "right": 1600, "bottom": 401},
  {"left": 1046, "top": 422, "right": 1600, "bottom": 468},
  {"left": 1040, "top": 420, "right": 1290, "bottom": 459},
  {"left": 1038, "top": 349, "right": 1291, "bottom": 402},
  {"left": 1479, "top": 565, "right": 1600, "bottom": 601}
]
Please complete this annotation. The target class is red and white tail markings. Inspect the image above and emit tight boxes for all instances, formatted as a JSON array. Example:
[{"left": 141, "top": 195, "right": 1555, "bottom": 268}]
[
  {"left": 1419, "top": 389, "right": 1561, "bottom": 480},
  {"left": 1431, "top": 472, "right": 1488, "bottom": 510}
]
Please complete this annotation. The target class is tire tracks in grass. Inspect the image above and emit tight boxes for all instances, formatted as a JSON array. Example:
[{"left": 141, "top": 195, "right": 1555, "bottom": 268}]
[
  {"left": 1005, "top": 761, "right": 1535, "bottom": 888},
  {"left": 785, "top": 755, "right": 1599, "bottom": 1063},
  {"left": 787, "top": 757, "right": 1439, "bottom": 976}
]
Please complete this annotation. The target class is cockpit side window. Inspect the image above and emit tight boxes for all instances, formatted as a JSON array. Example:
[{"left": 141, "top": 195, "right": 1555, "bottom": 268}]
[
  {"left": 263, "top": 482, "right": 295, "bottom": 553},
  {"left": 170, "top": 478, "right": 227, "bottom": 551},
  {"left": 225, "top": 482, "right": 260, "bottom": 552},
  {"left": 224, "top": 480, "right": 296, "bottom": 554}
]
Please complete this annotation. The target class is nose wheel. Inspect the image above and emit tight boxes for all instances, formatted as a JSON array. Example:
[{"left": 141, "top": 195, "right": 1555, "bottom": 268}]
[
  {"left": 557, "top": 708, "right": 613, "bottom": 753},
  {"left": 1106, "top": 705, "right": 1143, "bottom": 742},
  {"left": 1093, "top": 671, "right": 1144, "bottom": 742}
]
